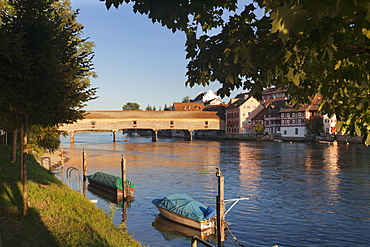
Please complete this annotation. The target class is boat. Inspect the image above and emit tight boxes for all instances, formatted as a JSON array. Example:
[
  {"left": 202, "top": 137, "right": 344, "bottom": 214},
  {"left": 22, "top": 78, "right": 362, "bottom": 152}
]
[
  {"left": 87, "top": 172, "right": 135, "bottom": 202},
  {"left": 318, "top": 140, "right": 338, "bottom": 145},
  {"left": 152, "top": 194, "right": 217, "bottom": 231}
]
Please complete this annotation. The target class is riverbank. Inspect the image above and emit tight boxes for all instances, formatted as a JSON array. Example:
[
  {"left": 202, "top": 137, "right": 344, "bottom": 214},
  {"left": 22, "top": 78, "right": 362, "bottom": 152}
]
[
  {"left": 0, "top": 146, "right": 141, "bottom": 247},
  {"left": 193, "top": 131, "right": 364, "bottom": 144}
]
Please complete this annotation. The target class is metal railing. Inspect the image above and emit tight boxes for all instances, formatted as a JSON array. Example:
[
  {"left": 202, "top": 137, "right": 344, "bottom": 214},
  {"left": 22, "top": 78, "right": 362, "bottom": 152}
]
[{"left": 66, "top": 167, "right": 81, "bottom": 192}]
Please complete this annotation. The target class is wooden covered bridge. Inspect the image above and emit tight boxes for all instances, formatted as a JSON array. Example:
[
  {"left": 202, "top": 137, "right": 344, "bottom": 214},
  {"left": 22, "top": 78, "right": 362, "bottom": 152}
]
[{"left": 59, "top": 111, "right": 225, "bottom": 142}]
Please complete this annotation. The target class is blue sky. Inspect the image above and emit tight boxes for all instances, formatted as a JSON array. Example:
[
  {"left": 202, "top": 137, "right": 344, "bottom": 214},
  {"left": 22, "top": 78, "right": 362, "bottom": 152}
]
[{"left": 71, "top": 0, "right": 237, "bottom": 110}]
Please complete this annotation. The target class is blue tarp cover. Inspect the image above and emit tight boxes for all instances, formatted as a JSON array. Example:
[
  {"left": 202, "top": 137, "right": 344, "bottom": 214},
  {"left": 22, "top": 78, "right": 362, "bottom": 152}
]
[{"left": 152, "top": 194, "right": 216, "bottom": 222}]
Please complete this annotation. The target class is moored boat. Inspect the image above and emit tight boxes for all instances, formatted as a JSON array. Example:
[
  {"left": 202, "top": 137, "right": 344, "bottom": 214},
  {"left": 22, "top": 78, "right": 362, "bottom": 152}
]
[
  {"left": 318, "top": 140, "right": 338, "bottom": 145},
  {"left": 87, "top": 172, "right": 135, "bottom": 202},
  {"left": 152, "top": 194, "right": 216, "bottom": 231}
]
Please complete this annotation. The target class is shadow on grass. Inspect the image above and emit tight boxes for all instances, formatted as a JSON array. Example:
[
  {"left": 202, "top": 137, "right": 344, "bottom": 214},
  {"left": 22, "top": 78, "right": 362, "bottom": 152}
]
[
  {"left": 1, "top": 147, "right": 127, "bottom": 247},
  {"left": 0, "top": 207, "right": 61, "bottom": 247},
  {"left": 0, "top": 148, "right": 60, "bottom": 246}
]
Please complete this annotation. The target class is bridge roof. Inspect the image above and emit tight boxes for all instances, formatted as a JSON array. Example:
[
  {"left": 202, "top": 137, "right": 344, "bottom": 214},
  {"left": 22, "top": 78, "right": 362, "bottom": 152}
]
[{"left": 84, "top": 111, "right": 221, "bottom": 119}]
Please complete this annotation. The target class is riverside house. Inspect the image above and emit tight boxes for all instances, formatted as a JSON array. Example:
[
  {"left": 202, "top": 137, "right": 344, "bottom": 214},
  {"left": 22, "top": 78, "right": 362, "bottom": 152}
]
[{"left": 226, "top": 93, "right": 262, "bottom": 134}]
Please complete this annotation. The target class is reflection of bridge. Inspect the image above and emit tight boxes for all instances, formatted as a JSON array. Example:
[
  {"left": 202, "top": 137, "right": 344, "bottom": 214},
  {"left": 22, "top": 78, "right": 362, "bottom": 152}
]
[{"left": 59, "top": 111, "right": 225, "bottom": 142}]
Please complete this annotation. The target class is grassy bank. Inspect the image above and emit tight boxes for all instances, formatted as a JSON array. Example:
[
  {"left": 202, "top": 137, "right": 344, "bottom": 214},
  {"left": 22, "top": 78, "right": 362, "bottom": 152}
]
[{"left": 0, "top": 146, "right": 141, "bottom": 247}]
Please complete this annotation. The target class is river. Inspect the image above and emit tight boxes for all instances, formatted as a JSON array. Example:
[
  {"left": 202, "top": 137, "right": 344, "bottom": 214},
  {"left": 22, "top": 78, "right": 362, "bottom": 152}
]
[{"left": 59, "top": 132, "right": 370, "bottom": 247}]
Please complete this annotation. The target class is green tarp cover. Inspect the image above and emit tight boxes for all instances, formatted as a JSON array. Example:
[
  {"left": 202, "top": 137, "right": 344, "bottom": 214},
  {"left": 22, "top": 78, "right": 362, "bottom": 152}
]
[
  {"left": 152, "top": 194, "right": 216, "bottom": 222},
  {"left": 88, "top": 172, "right": 135, "bottom": 190}
]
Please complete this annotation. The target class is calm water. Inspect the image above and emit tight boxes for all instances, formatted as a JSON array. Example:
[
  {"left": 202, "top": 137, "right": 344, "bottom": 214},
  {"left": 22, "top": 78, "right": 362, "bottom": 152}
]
[{"left": 59, "top": 132, "right": 370, "bottom": 247}]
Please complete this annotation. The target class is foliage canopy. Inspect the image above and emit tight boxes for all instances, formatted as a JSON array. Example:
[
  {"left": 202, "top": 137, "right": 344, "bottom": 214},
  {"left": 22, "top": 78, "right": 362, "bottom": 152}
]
[
  {"left": 122, "top": 102, "right": 140, "bottom": 110},
  {"left": 0, "top": 0, "right": 97, "bottom": 216},
  {"left": 102, "top": 0, "right": 370, "bottom": 144},
  {"left": 0, "top": 0, "right": 97, "bottom": 130}
]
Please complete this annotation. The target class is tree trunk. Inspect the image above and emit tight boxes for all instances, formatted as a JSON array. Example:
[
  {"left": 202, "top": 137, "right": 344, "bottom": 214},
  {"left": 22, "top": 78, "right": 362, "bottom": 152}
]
[
  {"left": 20, "top": 128, "right": 24, "bottom": 182},
  {"left": 11, "top": 129, "right": 17, "bottom": 163},
  {"left": 21, "top": 115, "right": 29, "bottom": 217}
]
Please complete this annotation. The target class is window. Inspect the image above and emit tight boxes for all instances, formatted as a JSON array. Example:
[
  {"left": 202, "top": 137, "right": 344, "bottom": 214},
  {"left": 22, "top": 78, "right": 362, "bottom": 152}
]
[
  {"left": 247, "top": 105, "right": 250, "bottom": 109},
  {"left": 91, "top": 121, "right": 96, "bottom": 126},
  {"left": 295, "top": 128, "right": 298, "bottom": 135},
  {"left": 284, "top": 130, "right": 287, "bottom": 135},
  {"left": 133, "top": 120, "right": 137, "bottom": 125},
  {"left": 248, "top": 112, "right": 251, "bottom": 117},
  {"left": 287, "top": 113, "right": 291, "bottom": 118},
  {"left": 204, "top": 121, "right": 209, "bottom": 125},
  {"left": 170, "top": 121, "right": 174, "bottom": 125}
]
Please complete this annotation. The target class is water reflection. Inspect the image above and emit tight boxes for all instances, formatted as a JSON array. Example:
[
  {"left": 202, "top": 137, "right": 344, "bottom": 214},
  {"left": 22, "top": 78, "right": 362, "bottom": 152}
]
[
  {"left": 152, "top": 215, "right": 217, "bottom": 243},
  {"left": 59, "top": 133, "right": 370, "bottom": 247},
  {"left": 237, "top": 143, "right": 262, "bottom": 197}
]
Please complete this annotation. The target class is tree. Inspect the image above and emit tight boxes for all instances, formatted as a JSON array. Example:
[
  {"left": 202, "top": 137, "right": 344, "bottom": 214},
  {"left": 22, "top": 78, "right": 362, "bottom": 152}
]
[
  {"left": 28, "top": 125, "right": 63, "bottom": 156},
  {"left": 122, "top": 102, "right": 140, "bottom": 110},
  {"left": 306, "top": 116, "right": 324, "bottom": 136},
  {"left": 0, "top": 0, "right": 96, "bottom": 216},
  {"left": 145, "top": 104, "right": 153, "bottom": 111},
  {"left": 182, "top": 96, "right": 192, "bottom": 102},
  {"left": 102, "top": 0, "right": 370, "bottom": 145},
  {"left": 163, "top": 103, "right": 172, "bottom": 111},
  {"left": 254, "top": 122, "right": 264, "bottom": 135}
]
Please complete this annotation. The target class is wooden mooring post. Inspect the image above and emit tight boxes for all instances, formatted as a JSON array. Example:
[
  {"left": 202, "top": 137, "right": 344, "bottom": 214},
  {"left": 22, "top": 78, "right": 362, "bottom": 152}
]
[
  {"left": 61, "top": 147, "right": 64, "bottom": 182},
  {"left": 216, "top": 168, "right": 225, "bottom": 247},
  {"left": 121, "top": 155, "right": 127, "bottom": 200},
  {"left": 121, "top": 155, "right": 128, "bottom": 225},
  {"left": 82, "top": 149, "right": 87, "bottom": 197}
]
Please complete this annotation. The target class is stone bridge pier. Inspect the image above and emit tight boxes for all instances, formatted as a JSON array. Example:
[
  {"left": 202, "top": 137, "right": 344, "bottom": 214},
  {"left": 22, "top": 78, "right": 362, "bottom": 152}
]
[
  {"left": 152, "top": 130, "right": 158, "bottom": 142},
  {"left": 184, "top": 130, "right": 193, "bottom": 141}
]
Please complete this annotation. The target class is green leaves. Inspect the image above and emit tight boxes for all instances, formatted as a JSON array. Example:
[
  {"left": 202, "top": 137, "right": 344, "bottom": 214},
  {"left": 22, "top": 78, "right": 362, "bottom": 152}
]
[
  {"left": 270, "top": 2, "right": 308, "bottom": 44},
  {"left": 100, "top": 0, "right": 370, "bottom": 144},
  {"left": 0, "top": 0, "right": 96, "bottom": 130},
  {"left": 122, "top": 102, "right": 141, "bottom": 110}
]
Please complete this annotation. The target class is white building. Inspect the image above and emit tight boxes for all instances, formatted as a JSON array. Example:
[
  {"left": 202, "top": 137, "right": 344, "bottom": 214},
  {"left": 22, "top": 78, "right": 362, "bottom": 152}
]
[{"left": 323, "top": 114, "right": 337, "bottom": 134}]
